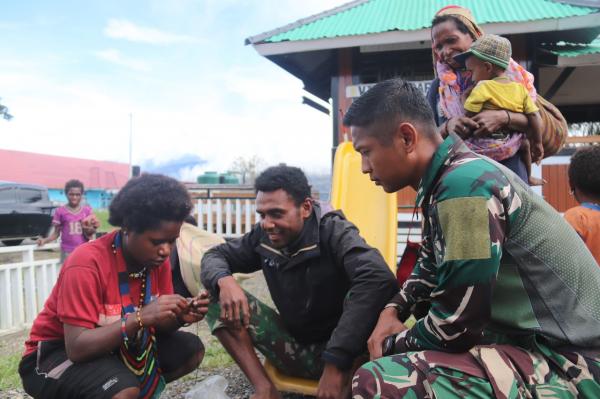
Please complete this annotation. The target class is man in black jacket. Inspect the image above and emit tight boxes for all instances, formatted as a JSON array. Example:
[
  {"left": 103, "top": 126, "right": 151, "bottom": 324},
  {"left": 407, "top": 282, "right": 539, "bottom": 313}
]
[{"left": 200, "top": 165, "right": 397, "bottom": 399}]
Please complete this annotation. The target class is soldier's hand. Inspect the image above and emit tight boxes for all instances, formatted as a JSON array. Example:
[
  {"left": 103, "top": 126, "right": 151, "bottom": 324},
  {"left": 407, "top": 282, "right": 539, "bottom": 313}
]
[
  {"left": 367, "top": 307, "right": 407, "bottom": 360},
  {"left": 217, "top": 276, "right": 250, "bottom": 329}
]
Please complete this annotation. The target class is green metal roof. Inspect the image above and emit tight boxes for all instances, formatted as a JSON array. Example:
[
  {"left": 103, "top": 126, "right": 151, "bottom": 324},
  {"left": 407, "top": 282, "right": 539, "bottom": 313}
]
[
  {"left": 262, "top": 0, "right": 597, "bottom": 43},
  {"left": 546, "top": 35, "right": 600, "bottom": 56}
]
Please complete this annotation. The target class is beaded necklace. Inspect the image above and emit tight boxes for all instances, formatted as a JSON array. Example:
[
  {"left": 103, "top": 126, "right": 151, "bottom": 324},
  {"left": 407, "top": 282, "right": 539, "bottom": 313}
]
[{"left": 112, "top": 231, "right": 165, "bottom": 398}]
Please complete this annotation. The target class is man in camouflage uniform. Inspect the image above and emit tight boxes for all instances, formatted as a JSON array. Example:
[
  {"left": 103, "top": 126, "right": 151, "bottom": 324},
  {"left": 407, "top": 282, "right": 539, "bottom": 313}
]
[
  {"left": 200, "top": 165, "right": 397, "bottom": 399},
  {"left": 343, "top": 78, "right": 600, "bottom": 398}
]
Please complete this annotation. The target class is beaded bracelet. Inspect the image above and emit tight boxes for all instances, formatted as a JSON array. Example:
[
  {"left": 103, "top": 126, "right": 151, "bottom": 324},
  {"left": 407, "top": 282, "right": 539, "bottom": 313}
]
[
  {"left": 505, "top": 110, "right": 511, "bottom": 128},
  {"left": 121, "top": 313, "right": 129, "bottom": 342},
  {"left": 136, "top": 308, "right": 144, "bottom": 330}
]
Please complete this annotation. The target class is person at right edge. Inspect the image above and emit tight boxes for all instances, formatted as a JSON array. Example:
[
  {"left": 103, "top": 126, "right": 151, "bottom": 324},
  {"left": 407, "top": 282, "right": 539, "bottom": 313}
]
[{"left": 564, "top": 145, "right": 600, "bottom": 265}]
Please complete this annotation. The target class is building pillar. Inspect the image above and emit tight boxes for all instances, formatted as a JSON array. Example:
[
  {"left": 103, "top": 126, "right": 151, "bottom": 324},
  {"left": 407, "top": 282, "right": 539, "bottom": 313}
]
[{"left": 331, "top": 48, "right": 357, "bottom": 164}]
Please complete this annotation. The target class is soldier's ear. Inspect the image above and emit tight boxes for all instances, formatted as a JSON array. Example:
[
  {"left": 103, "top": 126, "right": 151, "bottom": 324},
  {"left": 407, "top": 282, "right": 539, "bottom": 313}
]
[{"left": 396, "top": 122, "right": 418, "bottom": 154}]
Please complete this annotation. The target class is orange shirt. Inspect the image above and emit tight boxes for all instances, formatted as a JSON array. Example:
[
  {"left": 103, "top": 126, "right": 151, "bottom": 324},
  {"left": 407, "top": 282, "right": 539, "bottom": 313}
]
[{"left": 564, "top": 205, "right": 600, "bottom": 266}]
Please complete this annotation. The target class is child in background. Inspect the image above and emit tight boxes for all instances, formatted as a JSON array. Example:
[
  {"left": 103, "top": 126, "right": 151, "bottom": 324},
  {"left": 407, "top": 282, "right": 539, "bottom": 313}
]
[
  {"left": 37, "top": 179, "right": 99, "bottom": 261},
  {"left": 564, "top": 146, "right": 600, "bottom": 265},
  {"left": 454, "top": 34, "right": 545, "bottom": 185}
]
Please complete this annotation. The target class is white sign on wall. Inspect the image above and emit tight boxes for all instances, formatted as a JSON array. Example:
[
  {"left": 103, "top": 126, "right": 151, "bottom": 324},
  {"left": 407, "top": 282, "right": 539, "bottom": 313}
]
[{"left": 346, "top": 80, "right": 432, "bottom": 99}]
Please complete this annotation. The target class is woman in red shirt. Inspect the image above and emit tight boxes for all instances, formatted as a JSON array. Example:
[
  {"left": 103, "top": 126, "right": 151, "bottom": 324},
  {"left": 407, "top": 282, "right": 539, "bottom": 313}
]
[{"left": 20, "top": 174, "right": 209, "bottom": 399}]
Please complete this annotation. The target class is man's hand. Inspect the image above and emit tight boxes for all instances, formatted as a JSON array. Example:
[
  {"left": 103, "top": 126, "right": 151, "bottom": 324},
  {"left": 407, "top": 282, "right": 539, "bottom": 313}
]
[
  {"left": 217, "top": 276, "right": 250, "bottom": 329},
  {"left": 367, "top": 307, "right": 408, "bottom": 360},
  {"left": 140, "top": 294, "right": 188, "bottom": 329},
  {"left": 316, "top": 363, "right": 347, "bottom": 399},
  {"left": 179, "top": 291, "right": 210, "bottom": 325}
]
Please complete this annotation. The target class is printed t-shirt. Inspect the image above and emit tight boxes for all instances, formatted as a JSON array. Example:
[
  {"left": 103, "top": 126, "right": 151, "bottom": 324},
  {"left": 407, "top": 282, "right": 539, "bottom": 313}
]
[{"left": 52, "top": 205, "right": 94, "bottom": 253}]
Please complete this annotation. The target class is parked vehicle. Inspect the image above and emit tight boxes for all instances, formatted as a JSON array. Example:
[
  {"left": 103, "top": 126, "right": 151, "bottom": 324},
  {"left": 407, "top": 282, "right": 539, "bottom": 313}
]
[{"left": 0, "top": 182, "right": 54, "bottom": 246}]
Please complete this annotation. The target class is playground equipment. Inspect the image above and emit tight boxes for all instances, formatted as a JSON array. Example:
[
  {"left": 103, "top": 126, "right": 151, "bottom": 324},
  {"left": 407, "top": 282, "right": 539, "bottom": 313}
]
[{"left": 263, "top": 140, "right": 398, "bottom": 395}]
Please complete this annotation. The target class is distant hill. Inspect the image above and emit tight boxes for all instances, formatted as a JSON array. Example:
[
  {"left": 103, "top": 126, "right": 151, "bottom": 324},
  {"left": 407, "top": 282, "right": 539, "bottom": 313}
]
[
  {"left": 140, "top": 155, "right": 207, "bottom": 181},
  {"left": 139, "top": 155, "right": 332, "bottom": 199},
  {"left": 308, "top": 172, "right": 332, "bottom": 201}
]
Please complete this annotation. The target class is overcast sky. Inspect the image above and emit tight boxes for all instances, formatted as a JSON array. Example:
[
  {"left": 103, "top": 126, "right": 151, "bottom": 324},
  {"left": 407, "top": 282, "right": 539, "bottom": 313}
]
[{"left": 0, "top": 0, "right": 347, "bottom": 179}]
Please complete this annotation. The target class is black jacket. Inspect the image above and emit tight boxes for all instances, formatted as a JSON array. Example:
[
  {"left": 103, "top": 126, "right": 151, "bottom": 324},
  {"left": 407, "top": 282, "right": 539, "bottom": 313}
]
[{"left": 200, "top": 203, "right": 397, "bottom": 369}]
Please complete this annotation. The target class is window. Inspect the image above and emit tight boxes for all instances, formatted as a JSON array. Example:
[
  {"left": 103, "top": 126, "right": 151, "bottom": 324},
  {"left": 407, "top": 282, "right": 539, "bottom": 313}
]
[
  {"left": 19, "top": 188, "right": 43, "bottom": 204},
  {"left": 0, "top": 187, "right": 16, "bottom": 203}
]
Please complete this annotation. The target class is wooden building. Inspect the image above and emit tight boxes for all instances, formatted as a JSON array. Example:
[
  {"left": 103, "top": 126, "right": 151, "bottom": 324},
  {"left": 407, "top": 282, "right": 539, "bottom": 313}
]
[{"left": 246, "top": 0, "right": 600, "bottom": 211}]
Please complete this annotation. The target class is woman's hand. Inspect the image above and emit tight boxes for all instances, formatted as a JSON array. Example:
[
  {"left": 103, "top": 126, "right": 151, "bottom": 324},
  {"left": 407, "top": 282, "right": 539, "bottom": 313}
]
[
  {"left": 140, "top": 294, "right": 188, "bottom": 328},
  {"left": 471, "top": 110, "right": 511, "bottom": 137},
  {"left": 367, "top": 307, "right": 408, "bottom": 360},
  {"left": 179, "top": 291, "right": 210, "bottom": 325},
  {"left": 446, "top": 117, "right": 479, "bottom": 139}
]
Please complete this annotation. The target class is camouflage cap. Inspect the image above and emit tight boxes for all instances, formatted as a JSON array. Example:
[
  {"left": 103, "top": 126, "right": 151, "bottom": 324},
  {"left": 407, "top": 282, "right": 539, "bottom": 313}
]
[{"left": 454, "top": 34, "right": 512, "bottom": 70}]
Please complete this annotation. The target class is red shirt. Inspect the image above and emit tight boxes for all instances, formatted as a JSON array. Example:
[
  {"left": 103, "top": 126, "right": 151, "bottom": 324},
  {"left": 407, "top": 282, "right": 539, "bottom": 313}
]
[{"left": 24, "top": 230, "right": 173, "bottom": 356}]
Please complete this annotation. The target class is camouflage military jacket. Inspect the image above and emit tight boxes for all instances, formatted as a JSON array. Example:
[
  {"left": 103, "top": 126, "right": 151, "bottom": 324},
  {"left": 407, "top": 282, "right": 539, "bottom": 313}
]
[{"left": 389, "top": 134, "right": 600, "bottom": 353}]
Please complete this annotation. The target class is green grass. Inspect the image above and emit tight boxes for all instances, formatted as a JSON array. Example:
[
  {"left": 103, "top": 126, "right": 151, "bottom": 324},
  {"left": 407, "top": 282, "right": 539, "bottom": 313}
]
[
  {"left": 94, "top": 209, "right": 114, "bottom": 233},
  {"left": 0, "top": 353, "right": 22, "bottom": 391},
  {"left": 202, "top": 342, "right": 234, "bottom": 369}
]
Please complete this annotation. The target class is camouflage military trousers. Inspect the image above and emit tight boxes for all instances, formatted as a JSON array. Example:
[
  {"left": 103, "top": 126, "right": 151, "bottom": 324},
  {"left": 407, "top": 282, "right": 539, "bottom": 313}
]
[
  {"left": 352, "top": 342, "right": 600, "bottom": 398},
  {"left": 205, "top": 291, "right": 326, "bottom": 380}
]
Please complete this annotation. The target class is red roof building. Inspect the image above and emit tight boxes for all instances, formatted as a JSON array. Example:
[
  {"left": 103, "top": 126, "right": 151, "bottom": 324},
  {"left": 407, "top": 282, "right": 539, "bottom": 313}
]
[{"left": 0, "top": 148, "right": 129, "bottom": 189}]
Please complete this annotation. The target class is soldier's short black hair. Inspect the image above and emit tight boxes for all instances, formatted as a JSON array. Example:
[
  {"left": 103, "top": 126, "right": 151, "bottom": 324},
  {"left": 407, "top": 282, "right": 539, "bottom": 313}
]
[
  {"left": 109, "top": 174, "right": 192, "bottom": 233},
  {"left": 254, "top": 165, "right": 311, "bottom": 206},
  {"left": 342, "top": 78, "right": 437, "bottom": 144},
  {"left": 65, "top": 179, "right": 84, "bottom": 193},
  {"left": 569, "top": 146, "right": 600, "bottom": 198}
]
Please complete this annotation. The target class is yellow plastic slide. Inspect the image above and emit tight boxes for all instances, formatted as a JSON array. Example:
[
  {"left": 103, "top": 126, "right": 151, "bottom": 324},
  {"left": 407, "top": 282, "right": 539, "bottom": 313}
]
[
  {"left": 263, "top": 140, "right": 398, "bottom": 395},
  {"left": 330, "top": 140, "right": 398, "bottom": 271}
]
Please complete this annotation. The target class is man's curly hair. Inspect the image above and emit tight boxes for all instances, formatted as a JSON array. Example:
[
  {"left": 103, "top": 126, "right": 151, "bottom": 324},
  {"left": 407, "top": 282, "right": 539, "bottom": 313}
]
[
  {"left": 109, "top": 173, "right": 192, "bottom": 232},
  {"left": 569, "top": 145, "right": 600, "bottom": 198}
]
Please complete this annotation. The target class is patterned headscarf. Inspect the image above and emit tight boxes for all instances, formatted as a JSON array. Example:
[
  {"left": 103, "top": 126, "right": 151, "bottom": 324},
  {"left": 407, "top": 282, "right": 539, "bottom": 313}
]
[{"left": 432, "top": 5, "right": 537, "bottom": 119}]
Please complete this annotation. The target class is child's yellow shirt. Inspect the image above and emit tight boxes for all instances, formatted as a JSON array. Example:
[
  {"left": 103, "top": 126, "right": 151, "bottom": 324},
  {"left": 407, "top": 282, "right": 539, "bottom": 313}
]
[{"left": 464, "top": 79, "right": 539, "bottom": 114}]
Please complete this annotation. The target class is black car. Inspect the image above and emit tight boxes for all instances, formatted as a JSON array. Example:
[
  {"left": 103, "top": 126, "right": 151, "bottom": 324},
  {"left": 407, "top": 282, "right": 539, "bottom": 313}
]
[{"left": 0, "top": 182, "right": 54, "bottom": 246}]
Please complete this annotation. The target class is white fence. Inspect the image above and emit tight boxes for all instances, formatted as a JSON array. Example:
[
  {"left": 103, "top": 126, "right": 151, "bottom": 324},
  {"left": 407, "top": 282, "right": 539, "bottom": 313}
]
[
  {"left": 0, "top": 243, "right": 60, "bottom": 336},
  {"left": 195, "top": 198, "right": 258, "bottom": 237}
]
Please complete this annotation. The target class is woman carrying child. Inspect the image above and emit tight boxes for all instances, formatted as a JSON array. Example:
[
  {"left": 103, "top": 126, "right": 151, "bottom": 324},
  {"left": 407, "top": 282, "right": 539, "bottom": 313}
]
[{"left": 427, "top": 5, "right": 548, "bottom": 183}]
